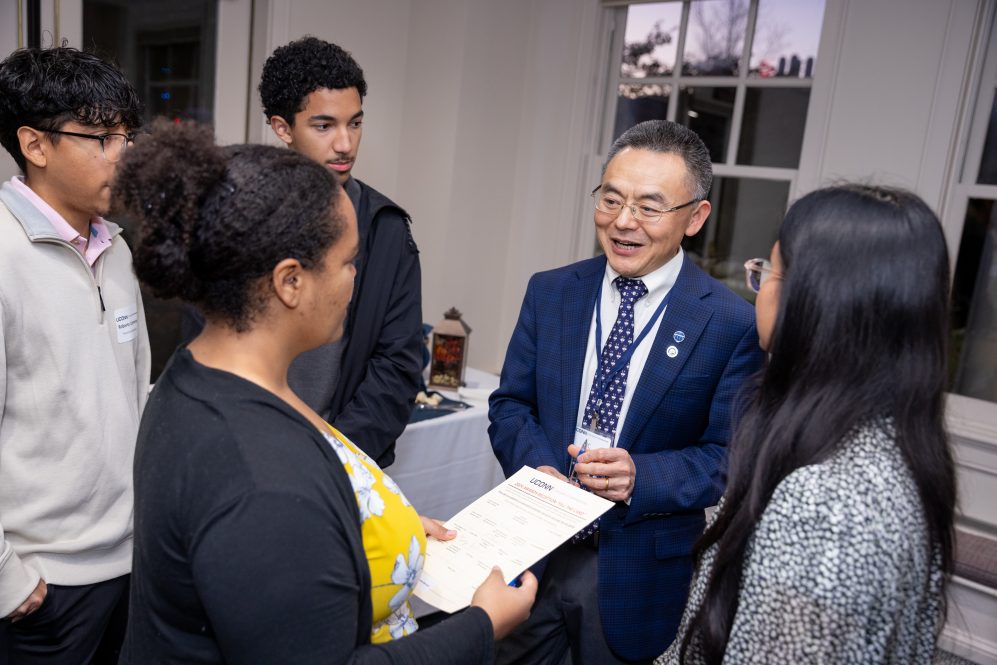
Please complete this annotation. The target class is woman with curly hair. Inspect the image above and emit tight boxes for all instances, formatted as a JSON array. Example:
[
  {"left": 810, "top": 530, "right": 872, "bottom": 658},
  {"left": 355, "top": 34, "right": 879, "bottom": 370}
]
[
  {"left": 115, "top": 120, "right": 536, "bottom": 664},
  {"left": 657, "top": 185, "right": 956, "bottom": 664}
]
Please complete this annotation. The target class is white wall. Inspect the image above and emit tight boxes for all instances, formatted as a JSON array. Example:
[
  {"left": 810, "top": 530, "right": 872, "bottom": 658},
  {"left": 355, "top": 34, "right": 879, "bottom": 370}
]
[{"left": 796, "top": 0, "right": 978, "bottom": 211}]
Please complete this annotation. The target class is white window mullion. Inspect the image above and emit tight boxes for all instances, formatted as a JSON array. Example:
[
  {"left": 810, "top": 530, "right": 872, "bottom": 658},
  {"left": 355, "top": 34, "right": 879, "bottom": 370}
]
[
  {"left": 621, "top": 76, "right": 814, "bottom": 88},
  {"left": 954, "top": 182, "right": 997, "bottom": 200},
  {"left": 739, "top": 0, "right": 759, "bottom": 79},
  {"left": 726, "top": 87, "right": 745, "bottom": 167},
  {"left": 959, "top": 85, "right": 997, "bottom": 190},
  {"left": 599, "top": 6, "right": 629, "bottom": 155},
  {"left": 668, "top": 1, "right": 692, "bottom": 123},
  {"left": 726, "top": 1, "right": 758, "bottom": 168},
  {"left": 712, "top": 164, "right": 797, "bottom": 181}
]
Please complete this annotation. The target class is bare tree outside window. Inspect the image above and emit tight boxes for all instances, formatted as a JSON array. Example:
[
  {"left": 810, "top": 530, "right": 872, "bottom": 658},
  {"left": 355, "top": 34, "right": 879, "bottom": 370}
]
[
  {"left": 684, "top": 0, "right": 749, "bottom": 76},
  {"left": 622, "top": 20, "right": 677, "bottom": 78}
]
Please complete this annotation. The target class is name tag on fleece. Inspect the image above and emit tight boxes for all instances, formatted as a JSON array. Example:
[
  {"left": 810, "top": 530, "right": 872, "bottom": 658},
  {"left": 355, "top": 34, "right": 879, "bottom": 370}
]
[{"left": 114, "top": 304, "right": 139, "bottom": 343}]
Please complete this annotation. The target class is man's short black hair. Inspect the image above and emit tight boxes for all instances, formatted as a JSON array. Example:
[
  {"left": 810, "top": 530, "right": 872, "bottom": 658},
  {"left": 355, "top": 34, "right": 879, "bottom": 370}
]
[
  {"left": 0, "top": 46, "right": 142, "bottom": 172},
  {"left": 605, "top": 120, "right": 713, "bottom": 201},
  {"left": 259, "top": 37, "right": 367, "bottom": 125}
]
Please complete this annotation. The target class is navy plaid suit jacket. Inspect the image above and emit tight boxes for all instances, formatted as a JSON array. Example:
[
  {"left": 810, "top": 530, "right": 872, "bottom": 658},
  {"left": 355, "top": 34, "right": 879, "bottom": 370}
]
[{"left": 489, "top": 254, "right": 764, "bottom": 661}]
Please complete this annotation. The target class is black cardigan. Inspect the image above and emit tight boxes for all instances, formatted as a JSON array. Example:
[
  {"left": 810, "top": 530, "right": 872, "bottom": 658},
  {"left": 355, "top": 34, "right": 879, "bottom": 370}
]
[{"left": 122, "top": 349, "right": 493, "bottom": 664}]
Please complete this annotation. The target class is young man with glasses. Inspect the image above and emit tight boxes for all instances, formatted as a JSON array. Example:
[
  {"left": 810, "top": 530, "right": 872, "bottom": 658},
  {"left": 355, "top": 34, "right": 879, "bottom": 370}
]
[
  {"left": 0, "top": 47, "right": 150, "bottom": 664},
  {"left": 489, "top": 120, "right": 765, "bottom": 664}
]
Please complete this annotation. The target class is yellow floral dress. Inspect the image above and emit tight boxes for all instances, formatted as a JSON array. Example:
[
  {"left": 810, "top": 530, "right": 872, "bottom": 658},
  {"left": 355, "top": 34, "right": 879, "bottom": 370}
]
[{"left": 323, "top": 425, "right": 426, "bottom": 643}]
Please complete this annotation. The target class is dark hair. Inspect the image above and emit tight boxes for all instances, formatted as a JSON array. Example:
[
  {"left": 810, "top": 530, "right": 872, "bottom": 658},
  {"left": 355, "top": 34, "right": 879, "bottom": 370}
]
[
  {"left": 680, "top": 184, "right": 955, "bottom": 663},
  {"left": 114, "top": 119, "right": 343, "bottom": 331},
  {"left": 605, "top": 120, "right": 712, "bottom": 200},
  {"left": 259, "top": 37, "right": 366, "bottom": 124},
  {"left": 0, "top": 46, "right": 142, "bottom": 171}
]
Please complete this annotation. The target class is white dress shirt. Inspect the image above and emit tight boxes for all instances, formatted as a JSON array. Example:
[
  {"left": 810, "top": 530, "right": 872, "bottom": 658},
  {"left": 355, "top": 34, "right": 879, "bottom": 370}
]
[{"left": 575, "top": 248, "right": 684, "bottom": 445}]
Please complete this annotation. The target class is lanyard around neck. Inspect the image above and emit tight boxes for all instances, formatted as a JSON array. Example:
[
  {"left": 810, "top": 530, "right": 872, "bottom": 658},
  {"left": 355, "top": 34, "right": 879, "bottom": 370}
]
[{"left": 591, "top": 277, "right": 672, "bottom": 405}]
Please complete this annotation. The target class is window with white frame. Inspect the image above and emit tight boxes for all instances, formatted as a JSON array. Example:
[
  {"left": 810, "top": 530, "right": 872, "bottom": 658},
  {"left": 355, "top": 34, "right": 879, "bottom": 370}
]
[
  {"left": 600, "top": 0, "right": 825, "bottom": 299},
  {"left": 948, "top": 13, "right": 997, "bottom": 406}
]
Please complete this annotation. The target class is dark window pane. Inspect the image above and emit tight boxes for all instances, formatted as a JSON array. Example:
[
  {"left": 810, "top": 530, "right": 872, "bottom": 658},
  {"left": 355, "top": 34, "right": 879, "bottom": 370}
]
[
  {"left": 84, "top": 1, "right": 216, "bottom": 126},
  {"left": 83, "top": 0, "right": 218, "bottom": 381},
  {"left": 749, "top": 0, "right": 825, "bottom": 78},
  {"left": 168, "top": 41, "right": 199, "bottom": 80},
  {"left": 683, "top": 176, "right": 788, "bottom": 300},
  {"left": 614, "top": 83, "right": 672, "bottom": 141},
  {"left": 148, "top": 85, "right": 197, "bottom": 121},
  {"left": 737, "top": 87, "right": 810, "bottom": 168},
  {"left": 677, "top": 86, "right": 735, "bottom": 163},
  {"left": 621, "top": 2, "right": 683, "bottom": 78},
  {"left": 683, "top": 0, "right": 749, "bottom": 76},
  {"left": 147, "top": 44, "right": 171, "bottom": 80},
  {"left": 950, "top": 198, "right": 997, "bottom": 401},
  {"left": 977, "top": 90, "right": 997, "bottom": 185}
]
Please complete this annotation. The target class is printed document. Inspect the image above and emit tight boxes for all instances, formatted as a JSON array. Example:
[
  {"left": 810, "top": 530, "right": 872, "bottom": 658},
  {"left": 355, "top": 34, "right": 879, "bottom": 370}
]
[{"left": 413, "top": 466, "right": 613, "bottom": 613}]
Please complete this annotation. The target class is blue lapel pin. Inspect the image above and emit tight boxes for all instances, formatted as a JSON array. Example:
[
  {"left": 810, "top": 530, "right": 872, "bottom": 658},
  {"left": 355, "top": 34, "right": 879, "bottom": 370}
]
[{"left": 673, "top": 330, "right": 686, "bottom": 343}]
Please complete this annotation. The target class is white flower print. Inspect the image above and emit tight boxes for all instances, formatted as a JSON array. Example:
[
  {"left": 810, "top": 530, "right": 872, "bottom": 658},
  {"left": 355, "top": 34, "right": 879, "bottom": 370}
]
[
  {"left": 385, "top": 607, "right": 419, "bottom": 639},
  {"left": 388, "top": 535, "right": 424, "bottom": 611},
  {"left": 355, "top": 465, "right": 385, "bottom": 522},
  {"left": 353, "top": 459, "right": 376, "bottom": 485},
  {"left": 325, "top": 432, "right": 385, "bottom": 522},
  {"left": 380, "top": 474, "right": 412, "bottom": 507},
  {"left": 323, "top": 432, "right": 352, "bottom": 466}
]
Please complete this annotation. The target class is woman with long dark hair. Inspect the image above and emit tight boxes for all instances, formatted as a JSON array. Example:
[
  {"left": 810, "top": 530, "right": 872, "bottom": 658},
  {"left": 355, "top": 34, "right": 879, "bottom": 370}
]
[
  {"left": 115, "top": 120, "right": 536, "bottom": 664},
  {"left": 657, "top": 184, "right": 956, "bottom": 664}
]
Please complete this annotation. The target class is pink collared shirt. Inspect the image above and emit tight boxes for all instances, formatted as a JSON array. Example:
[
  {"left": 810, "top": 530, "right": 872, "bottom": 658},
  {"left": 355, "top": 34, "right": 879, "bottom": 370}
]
[{"left": 9, "top": 176, "right": 113, "bottom": 272}]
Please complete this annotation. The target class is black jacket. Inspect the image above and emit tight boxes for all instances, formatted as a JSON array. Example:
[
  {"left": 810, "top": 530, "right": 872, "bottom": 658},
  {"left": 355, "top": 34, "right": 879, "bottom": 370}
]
[
  {"left": 122, "top": 349, "right": 494, "bottom": 664},
  {"left": 181, "top": 178, "right": 422, "bottom": 468},
  {"left": 332, "top": 179, "right": 422, "bottom": 467}
]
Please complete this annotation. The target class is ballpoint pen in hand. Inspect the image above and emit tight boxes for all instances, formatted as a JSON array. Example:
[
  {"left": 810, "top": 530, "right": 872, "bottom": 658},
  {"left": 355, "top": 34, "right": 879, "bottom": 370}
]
[{"left": 567, "top": 440, "right": 588, "bottom": 486}]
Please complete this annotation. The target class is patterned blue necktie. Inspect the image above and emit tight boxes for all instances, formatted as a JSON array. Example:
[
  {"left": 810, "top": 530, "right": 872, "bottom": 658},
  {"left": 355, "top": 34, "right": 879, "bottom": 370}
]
[
  {"left": 582, "top": 277, "right": 648, "bottom": 436},
  {"left": 573, "top": 277, "right": 647, "bottom": 543}
]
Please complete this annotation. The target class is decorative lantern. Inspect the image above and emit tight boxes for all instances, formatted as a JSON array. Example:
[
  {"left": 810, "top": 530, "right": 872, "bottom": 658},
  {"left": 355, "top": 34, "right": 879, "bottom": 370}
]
[{"left": 430, "top": 307, "right": 471, "bottom": 389}]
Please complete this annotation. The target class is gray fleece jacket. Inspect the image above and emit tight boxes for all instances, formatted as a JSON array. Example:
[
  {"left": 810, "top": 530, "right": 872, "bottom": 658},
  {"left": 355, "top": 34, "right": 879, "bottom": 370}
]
[{"left": 0, "top": 181, "right": 150, "bottom": 616}]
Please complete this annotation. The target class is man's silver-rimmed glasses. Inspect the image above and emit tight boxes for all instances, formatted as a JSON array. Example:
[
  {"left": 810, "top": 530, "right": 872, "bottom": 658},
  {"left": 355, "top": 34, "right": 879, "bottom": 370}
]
[
  {"left": 744, "top": 258, "right": 781, "bottom": 293},
  {"left": 590, "top": 185, "right": 698, "bottom": 224},
  {"left": 42, "top": 129, "right": 135, "bottom": 162}
]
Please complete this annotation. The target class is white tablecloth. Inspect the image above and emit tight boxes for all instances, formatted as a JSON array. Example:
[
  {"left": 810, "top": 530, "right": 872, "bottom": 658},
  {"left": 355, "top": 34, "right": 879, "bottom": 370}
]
[{"left": 390, "top": 368, "right": 505, "bottom": 522}]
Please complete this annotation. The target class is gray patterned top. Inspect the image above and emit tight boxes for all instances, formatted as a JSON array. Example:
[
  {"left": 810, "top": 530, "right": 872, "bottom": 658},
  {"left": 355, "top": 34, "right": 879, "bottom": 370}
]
[{"left": 656, "top": 420, "right": 944, "bottom": 664}]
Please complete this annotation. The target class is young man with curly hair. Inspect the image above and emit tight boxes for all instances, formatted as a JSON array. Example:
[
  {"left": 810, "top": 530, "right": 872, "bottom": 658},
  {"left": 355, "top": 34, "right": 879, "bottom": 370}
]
[
  {"left": 0, "top": 47, "right": 150, "bottom": 664},
  {"left": 249, "top": 37, "right": 424, "bottom": 467}
]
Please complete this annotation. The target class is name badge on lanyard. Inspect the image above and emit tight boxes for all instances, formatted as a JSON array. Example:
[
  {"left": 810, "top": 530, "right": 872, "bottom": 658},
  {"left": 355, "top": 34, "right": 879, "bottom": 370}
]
[
  {"left": 568, "top": 425, "right": 614, "bottom": 484},
  {"left": 569, "top": 278, "right": 672, "bottom": 479}
]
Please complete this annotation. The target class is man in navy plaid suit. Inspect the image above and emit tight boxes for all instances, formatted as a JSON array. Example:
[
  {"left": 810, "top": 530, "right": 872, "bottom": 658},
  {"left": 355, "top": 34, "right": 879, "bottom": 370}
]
[{"left": 489, "top": 120, "right": 764, "bottom": 664}]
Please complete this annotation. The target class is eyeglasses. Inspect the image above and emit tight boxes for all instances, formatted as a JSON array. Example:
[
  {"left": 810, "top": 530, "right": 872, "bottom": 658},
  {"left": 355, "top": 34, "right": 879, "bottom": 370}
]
[
  {"left": 591, "top": 186, "right": 698, "bottom": 224},
  {"left": 42, "top": 129, "right": 135, "bottom": 162},
  {"left": 744, "top": 258, "right": 781, "bottom": 293}
]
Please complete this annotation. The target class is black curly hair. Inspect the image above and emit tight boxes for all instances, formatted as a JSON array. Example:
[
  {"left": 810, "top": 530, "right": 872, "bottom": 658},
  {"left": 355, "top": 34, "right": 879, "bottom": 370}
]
[
  {"left": 113, "top": 119, "right": 344, "bottom": 331},
  {"left": 0, "top": 46, "right": 143, "bottom": 171},
  {"left": 259, "top": 36, "right": 367, "bottom": 125}
]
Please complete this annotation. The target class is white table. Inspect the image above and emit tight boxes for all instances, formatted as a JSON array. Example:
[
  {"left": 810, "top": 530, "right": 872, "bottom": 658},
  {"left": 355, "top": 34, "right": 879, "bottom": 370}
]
[{"left": 390, "top": 368, "right": 505, "bottom": 522}]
